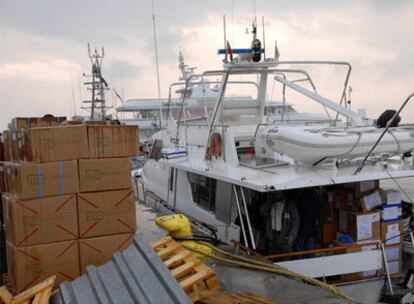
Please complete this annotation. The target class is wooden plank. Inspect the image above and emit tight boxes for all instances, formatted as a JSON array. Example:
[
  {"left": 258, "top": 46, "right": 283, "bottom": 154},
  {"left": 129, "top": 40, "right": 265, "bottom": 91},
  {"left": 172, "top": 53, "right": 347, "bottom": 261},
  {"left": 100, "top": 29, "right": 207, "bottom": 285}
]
[
  {"left": 37, "top": 286, "right": 53, "bottom": 304},
  {"left": 151, "top": 236, "right": 173, "bottom": 249},
  {"left": 11, "top": 276, "right": 55, "bottom": 304},
  {"left": 179, "top": 269, "right": 212, "bottom": 290},
  {"left": 164, "top": 250, "right": 192, "bottom": 268},
  {"left": 0, "top": 286, "right": 13, "bottom": 304},
  {"left": 156, "top": 242, "right": 181, "bottom": 259},
  {"left": 170, "top": 259, "right": 200, "bottom": 279}
]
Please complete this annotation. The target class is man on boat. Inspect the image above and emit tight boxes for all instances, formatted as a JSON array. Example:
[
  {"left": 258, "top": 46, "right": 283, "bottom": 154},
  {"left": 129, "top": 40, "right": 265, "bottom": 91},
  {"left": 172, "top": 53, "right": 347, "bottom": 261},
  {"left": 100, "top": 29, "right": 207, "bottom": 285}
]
[{"left": 260, "top": 191, "right": 300, "bottom": 255}]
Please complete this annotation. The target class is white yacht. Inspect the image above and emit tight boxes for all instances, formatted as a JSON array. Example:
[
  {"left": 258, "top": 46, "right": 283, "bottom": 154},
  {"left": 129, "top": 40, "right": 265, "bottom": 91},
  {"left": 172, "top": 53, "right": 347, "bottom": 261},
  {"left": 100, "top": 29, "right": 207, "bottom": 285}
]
[{"left": 140, "top": 24, "right": 414, "bottom": 303}]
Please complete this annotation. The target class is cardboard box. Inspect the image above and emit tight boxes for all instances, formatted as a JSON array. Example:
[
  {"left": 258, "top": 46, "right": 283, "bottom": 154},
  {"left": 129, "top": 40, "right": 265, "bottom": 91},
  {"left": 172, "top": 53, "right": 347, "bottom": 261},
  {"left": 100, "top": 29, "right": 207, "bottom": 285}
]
[
  {"left": 381, "top": 220, "right": 404, "bottom": 246},
  {"left": 385, "top": 190, "right": 402, "bottom": 205},
  {"left": 88, "top": 125, "right": 139, "bottom": 158},
  {"left": 79, "top": 158, "right": 131, "bottom": 192},
  {"left": 339, "top": 211, "right": 380, "bottom": 242},
  {"left": 3, "top": 194, "right": 78, "bottom": 246},
  {"left": 379, "top": 203, "right": 402, "bottom": 222},
  {"left": 384, "top": 244, "right": 402, "bottom": 262},
  {"left": 2, "top": 130, "right": 22, "bottom": 161},
  {"left": 358, "top": 189, "right": 386, "bottom": 212},
  {"left": 344, "top": 180, "right": 379, "bottom": 197},
  {"left": 6, "top": 240, "right": 80, "bottom": 293},
  {"left": 0, "top": 162, "right": 5, "bottom": 192},
  {"left": 79, "top": 232, "right": 134, "bottom": 273},
  {"left": 2, "top": 130, "right": 12, "bottom": 161},
  {"left": 9, "top": 116, "right": 67, "bottom": 130},
  {"left": 78, "top": 189, "right": 136, "bottom": 238},
  {"left": 321, "top": 222, "right": 337, "bottom": 244},
  {"left": 25, "top": 125, "right": 89, "bottom": 162},
  {"left": 4, "top": 160, "right": 79, "bottom": 199},
  {"left": 382, "top": 260, "right": 402, "bottom": 276}
]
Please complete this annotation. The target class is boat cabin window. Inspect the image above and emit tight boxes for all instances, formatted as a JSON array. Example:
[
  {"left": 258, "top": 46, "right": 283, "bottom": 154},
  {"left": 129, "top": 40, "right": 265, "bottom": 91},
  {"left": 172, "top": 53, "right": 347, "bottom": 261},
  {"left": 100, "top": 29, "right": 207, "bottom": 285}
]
[{"left": 187, "top": 173, "right": 216, "bottom": 212}]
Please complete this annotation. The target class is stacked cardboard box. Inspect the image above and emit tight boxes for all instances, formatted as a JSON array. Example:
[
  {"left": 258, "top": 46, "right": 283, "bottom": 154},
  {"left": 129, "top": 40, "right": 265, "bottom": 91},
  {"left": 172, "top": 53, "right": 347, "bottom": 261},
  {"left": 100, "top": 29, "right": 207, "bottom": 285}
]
[
  {"left": 333, "top": 181, "right": 404, "bottom": 279},
  {"left": 1, "top": 120, "right": 139, "bottom": 293}
]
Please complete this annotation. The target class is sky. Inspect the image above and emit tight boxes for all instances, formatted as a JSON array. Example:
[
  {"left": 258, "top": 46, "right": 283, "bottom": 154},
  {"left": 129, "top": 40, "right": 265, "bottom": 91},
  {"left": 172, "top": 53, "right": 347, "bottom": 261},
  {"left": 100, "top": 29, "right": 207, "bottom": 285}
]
[{"left": 0, "top": 0, "right": 414, "bottom": 130}]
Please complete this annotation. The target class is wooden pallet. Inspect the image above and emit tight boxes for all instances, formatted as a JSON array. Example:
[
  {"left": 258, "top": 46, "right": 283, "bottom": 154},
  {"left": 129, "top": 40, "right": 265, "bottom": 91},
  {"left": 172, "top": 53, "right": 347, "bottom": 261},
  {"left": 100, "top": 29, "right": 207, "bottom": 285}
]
[
  {"left": 197, "top": 290, "right": 281, "bottom": 304},
  {"left": 152, "top": 236, "right": 220, "bottom": 302},
  {"left": 0, "top": 275, "right": 55, "bottom": 304}
]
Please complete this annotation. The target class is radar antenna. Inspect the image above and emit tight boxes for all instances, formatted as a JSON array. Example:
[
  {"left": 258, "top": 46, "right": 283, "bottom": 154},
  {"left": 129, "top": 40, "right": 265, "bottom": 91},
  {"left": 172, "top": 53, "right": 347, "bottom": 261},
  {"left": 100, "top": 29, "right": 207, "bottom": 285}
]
[{"left": 82, "top": 43, "right": 111, "bottom": 120}]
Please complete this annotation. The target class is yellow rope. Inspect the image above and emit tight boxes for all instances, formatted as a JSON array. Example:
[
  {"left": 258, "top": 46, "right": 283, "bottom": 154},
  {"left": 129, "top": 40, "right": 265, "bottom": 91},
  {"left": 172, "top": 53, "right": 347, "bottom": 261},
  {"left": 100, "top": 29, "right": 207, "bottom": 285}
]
[{"left": 181, "top": 242, "right": 355, "bottom": 303}]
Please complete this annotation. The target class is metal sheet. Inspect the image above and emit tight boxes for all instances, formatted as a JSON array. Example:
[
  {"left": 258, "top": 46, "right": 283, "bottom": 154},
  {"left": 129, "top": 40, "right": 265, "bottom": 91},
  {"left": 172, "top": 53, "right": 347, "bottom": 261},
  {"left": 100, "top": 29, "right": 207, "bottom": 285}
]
[{"left": 51, "top": 234, "right": 191, "bottom": 304}]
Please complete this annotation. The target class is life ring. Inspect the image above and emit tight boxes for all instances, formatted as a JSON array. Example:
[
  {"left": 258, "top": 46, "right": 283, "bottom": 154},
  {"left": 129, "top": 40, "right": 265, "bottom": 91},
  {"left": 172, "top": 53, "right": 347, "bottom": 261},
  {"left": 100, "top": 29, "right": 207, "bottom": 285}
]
[{"left": 205, "top": 132, "right": 223, "bottom": 160}]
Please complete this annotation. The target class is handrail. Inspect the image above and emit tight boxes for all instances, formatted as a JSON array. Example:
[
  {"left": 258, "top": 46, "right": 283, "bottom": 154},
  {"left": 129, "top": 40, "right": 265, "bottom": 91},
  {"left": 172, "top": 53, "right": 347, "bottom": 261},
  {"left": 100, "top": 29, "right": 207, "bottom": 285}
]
[{"left": 265, "top": 241, "right": 380, "bottom": 260}]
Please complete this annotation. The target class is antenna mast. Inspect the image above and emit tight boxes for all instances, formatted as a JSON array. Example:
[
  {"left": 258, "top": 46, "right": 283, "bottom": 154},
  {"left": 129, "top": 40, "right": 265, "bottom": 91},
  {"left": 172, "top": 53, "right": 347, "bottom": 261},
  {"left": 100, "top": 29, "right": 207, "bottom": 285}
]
[
  {"left": 82, "top": 43, "right": 110, "bottom": 120},
  {"left": 151, "top": 0, "right": 162, "bottom": 126}
]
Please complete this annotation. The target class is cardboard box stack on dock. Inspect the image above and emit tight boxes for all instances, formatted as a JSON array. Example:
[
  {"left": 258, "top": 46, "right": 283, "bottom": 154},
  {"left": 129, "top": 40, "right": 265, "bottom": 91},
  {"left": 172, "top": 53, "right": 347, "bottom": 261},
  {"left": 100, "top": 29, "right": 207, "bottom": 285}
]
[
  {"left": 329, "top": 180, "right": 405, "bottom": 280},
  {"left": 1, "top": 119, "right": 139, "bottom": 293}
]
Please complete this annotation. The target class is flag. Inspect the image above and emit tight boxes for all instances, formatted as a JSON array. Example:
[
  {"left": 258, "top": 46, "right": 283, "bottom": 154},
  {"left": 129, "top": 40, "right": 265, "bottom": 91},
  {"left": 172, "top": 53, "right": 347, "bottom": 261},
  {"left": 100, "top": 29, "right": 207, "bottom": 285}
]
[{"left": 226, "top": 41, "right": 233, "bottom": 62}]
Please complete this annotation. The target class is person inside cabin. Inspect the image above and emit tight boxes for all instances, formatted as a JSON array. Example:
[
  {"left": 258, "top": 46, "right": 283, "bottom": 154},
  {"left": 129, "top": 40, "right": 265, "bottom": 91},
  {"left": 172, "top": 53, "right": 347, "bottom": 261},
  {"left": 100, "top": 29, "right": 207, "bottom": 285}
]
[
  {"left": 260, "top": 191, "right": 300, "bottom": 255},
  {"left": 294, "top": 188, "right": 321, "bottom": 257}
]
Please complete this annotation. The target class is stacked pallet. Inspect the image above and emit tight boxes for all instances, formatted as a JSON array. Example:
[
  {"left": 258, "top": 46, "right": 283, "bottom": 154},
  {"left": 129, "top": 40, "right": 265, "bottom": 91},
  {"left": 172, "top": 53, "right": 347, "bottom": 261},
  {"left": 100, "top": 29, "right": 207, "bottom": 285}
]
[{"left": 1, "top": 119, "right": 139, "bottom": 293}]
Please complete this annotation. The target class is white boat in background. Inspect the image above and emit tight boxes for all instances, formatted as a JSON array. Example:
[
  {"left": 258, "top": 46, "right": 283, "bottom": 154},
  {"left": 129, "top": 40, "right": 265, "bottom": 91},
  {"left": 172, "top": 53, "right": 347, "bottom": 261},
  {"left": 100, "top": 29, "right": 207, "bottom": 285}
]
[{"left": 139, "top": 20, "right": 414, "bottom": 303}]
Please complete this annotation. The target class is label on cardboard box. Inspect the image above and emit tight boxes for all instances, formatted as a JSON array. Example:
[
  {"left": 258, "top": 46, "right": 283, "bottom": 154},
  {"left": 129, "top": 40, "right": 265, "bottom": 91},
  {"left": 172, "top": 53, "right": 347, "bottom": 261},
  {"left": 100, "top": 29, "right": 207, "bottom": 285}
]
[
  {"left": 356, "top": 214, "right": 375, "bottom": 240},
  {"left": 385, "top": 246, "right": 401, "bottom": 261},
  {"left": 386, "top": 190, "right": 402, "bottom": 205},
  {"left": 361, "top": 191, "right": 383, "bottom": 211},
  {"left": 386, "top": 260, "right": 401, "bottom": 275},
  {"left": 380, "top": 205, "right": 402, "bottom": 222}
]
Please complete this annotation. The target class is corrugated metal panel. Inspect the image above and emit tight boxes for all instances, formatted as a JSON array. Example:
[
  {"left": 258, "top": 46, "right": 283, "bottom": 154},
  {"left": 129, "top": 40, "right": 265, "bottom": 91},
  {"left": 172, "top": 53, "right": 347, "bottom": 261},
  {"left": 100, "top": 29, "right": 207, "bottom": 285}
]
[{"left": 51, "top": 234, "right": 191, "bottom": 304}]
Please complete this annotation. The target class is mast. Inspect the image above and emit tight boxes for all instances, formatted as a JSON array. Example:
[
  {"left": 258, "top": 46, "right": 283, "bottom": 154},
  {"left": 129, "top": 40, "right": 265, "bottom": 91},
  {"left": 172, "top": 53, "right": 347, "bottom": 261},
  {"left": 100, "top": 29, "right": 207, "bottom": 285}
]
[
  {"left": 82, "top": 43, "right": 110, "bottom": 120},
  {"left": 151, "top": 0, "right": 163, "bottom": 126}
]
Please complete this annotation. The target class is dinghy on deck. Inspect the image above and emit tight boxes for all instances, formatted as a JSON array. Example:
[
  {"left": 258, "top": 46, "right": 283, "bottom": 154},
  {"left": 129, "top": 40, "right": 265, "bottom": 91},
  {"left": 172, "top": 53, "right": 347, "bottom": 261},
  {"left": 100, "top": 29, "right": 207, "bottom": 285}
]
[{"left": 263, "top": 126, "right": 414, "bottom": 164}]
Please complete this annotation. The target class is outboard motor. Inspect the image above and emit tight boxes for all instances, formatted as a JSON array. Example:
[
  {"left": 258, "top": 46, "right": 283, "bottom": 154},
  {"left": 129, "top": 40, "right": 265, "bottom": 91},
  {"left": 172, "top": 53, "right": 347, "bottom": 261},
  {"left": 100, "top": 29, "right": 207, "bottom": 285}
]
[{"left": 376, "top": 109, "right": 401, "bottom": 128}]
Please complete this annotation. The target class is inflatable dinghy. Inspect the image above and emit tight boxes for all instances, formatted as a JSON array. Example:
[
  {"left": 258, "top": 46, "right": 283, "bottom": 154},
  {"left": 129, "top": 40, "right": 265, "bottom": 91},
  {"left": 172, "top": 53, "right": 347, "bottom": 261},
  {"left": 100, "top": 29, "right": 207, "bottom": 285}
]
[{"left": 264, "top": 126, "right": 414, "bottom": 164}]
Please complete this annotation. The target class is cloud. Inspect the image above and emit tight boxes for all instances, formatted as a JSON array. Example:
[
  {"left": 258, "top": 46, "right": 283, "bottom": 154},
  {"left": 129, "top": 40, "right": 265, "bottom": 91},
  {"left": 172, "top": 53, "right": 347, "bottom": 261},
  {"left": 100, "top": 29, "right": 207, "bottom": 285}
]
[{"left": 1, "top": 0, "right": 414, "bottom": 129}]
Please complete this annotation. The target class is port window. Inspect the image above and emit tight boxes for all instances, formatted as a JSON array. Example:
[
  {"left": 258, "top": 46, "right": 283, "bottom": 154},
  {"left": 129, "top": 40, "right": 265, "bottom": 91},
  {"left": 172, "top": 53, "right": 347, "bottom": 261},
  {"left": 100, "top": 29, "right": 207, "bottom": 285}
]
[{"left": 188, "top": 173, "right": 216, "bottom": 212}]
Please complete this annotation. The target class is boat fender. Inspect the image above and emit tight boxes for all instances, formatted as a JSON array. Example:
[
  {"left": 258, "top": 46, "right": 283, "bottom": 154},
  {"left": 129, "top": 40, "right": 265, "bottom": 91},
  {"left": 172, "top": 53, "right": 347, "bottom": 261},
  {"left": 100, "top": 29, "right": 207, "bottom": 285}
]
[{"left": 155, "top": 214, "right": 213, "bottom": 256}]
